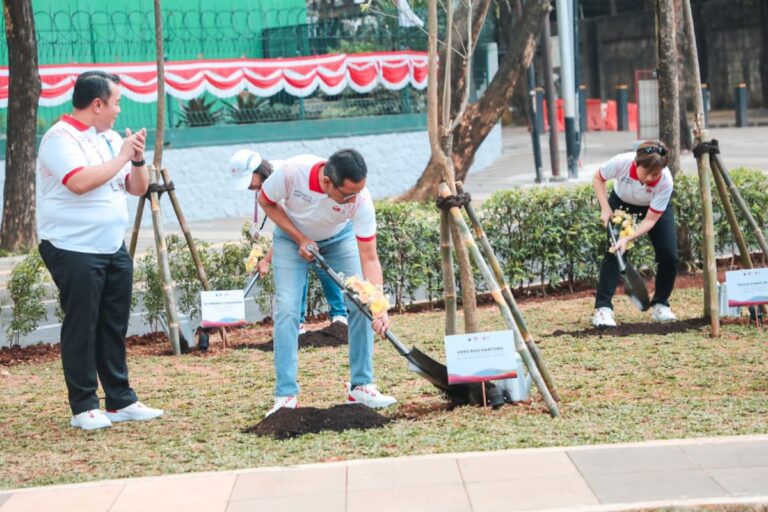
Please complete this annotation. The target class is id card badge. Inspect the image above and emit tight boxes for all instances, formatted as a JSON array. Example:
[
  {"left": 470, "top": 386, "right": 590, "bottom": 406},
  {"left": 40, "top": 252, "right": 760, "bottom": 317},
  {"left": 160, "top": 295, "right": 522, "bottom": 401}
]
[{"left": 110, "top": 177, "right": 126, "bottom": 192}]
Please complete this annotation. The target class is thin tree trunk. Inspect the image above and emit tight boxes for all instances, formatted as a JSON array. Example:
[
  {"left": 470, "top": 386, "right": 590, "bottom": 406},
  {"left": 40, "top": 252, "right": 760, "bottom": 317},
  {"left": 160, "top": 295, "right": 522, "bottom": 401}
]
[
  {"left": 655, "top": 0, "right": 681, "bottom": 174},
  {"left": 682, "top": 0, "right": 718, "bottom": 336},
  {"left": 452, "top": 0, "right": 550, "bottom": 185},
  {"left": 1, "top": 0, "right": 41, "bottom": 252},
  {"left": 450, "top": 213, "right": 478, "bottom": 333},
  {"left": 153, "top": 0, "right": 166, "bottom": 168}
]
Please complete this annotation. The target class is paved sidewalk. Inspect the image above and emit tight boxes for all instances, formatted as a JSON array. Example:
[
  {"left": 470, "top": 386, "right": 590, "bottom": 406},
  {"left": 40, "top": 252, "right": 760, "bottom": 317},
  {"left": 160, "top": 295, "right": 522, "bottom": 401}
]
[{"left": 0, "top": 435, "right": 766, "bottom": 512}]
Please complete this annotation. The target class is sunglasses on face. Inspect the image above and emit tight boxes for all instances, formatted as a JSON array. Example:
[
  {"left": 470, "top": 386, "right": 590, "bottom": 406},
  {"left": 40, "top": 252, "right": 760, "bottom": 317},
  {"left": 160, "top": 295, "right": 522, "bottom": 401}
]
[{"left": 641, "top": 146, "right": 667, "bottom": 156}]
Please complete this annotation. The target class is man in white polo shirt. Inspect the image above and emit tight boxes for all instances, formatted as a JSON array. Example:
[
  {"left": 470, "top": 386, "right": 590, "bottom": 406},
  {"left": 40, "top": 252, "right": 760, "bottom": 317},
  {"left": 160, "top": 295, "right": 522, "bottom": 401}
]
[
  {"left": 258, "top": 149, "right": 397, "bottom": 416},
  {"left": 37, "top": 70, "right": 163, "bottom": 430}
]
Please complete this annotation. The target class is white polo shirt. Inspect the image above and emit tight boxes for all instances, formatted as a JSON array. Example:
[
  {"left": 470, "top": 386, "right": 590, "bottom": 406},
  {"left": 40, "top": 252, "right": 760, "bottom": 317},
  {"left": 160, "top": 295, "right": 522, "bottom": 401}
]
[
  {"left": 37, "top": 115, "right": 131, "bottom": 254},
  {"left": 598, "top": 152, "right": 674, "bottom": 213},
  {"left": 259, "top": 154, "right": 376, "bottom": 242}
]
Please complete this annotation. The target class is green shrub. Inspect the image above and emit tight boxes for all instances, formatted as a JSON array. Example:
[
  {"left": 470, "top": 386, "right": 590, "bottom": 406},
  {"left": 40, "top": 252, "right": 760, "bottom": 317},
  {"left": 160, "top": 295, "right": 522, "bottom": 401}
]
[{"left": 5, "top": 250, "right": 48, "bottom": 346}]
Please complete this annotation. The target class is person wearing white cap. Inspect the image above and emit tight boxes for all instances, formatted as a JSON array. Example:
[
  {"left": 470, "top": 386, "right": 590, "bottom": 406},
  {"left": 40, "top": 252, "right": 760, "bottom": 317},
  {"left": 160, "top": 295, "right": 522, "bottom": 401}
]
[{"left": 229, "top": 150, "right": 348, "bottom": 332}]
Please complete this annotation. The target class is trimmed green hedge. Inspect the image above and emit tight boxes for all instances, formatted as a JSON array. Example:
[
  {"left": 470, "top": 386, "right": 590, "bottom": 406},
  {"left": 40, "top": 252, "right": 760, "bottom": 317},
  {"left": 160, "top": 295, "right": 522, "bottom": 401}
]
[{"left": 7, "top": 169, "right": 768, "bottom": 343}]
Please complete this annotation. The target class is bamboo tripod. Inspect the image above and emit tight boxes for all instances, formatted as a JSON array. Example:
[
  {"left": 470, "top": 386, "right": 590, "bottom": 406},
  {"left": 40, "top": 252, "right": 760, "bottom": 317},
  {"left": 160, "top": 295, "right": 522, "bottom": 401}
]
[
  {"left": 693, "top": 140, "right": 768, "bottom": 320},
  {"left": 131, "top": 0, "right": 227, "bottom": 355},
  {"left": 682, "top": 0, "right": 767, "bottom": 332},
  {"left": 128, "top": 169, "right": 229, "bottom": 355},
  {"left": 437, "top": 182, "right": 560, "bottom": 418}
]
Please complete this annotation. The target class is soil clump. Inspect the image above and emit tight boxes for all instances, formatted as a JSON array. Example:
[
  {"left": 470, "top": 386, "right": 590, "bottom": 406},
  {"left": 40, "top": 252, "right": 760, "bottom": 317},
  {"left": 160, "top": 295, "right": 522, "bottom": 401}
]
[{"left": 245, "top": 404, "right": 390, "bottom": 439}]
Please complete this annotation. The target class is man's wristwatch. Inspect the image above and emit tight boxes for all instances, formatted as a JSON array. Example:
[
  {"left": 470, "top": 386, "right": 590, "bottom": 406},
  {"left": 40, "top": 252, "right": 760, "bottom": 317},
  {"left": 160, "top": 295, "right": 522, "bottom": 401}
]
[{"left": 131, "top": 159, "right": 145, "bottom": 167}]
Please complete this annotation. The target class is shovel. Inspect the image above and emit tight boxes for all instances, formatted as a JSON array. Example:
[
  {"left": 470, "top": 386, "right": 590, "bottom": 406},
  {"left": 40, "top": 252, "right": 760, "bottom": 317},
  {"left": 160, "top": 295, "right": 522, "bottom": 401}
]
[
  {"left": 306, "top": 245, "right": 450, "bottom": 391},
  {"left": 608, "top": 224, "right": 651, "bottom": 311},
  {"left": 243, "top": 272, "right": 261, "bottom": 297}
]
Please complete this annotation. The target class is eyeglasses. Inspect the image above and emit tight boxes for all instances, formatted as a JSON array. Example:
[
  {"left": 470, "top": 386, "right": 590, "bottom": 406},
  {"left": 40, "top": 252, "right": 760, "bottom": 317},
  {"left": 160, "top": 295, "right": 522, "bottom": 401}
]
[
  {"left": 331, "top": 182, "right": 359, "bottom": 201},
  {"left": 640, "top": 146, "right": 667, "bottom": 156}
]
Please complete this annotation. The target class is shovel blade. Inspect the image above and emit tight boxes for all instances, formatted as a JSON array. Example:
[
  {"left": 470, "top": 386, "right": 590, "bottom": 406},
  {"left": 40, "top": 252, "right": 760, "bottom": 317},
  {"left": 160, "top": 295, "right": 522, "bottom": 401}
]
[
  {"left": 405, "top": 346, "right": 450, "bottom": 391},
  {"left": 622, "top": 265, "right": 651, "bottom": 311}
]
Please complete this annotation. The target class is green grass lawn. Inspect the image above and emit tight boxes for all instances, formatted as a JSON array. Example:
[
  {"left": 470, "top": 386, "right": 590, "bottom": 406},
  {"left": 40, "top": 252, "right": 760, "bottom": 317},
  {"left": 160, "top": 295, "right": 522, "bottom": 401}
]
[{"left": 0, "top": 286, "right": 766, "bottom": 489}]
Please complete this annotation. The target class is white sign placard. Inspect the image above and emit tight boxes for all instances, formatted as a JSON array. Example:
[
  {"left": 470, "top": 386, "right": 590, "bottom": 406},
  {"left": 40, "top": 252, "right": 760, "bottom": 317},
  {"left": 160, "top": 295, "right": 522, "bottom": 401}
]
[
  {"left": 444, "top": 330, "right": 518, "bottom": 385},
  {"left": 726, "top": 268, "right": 768, "bottom": 307},
  {"left": 200, "top": 290, "right": 246, "bottom": 328}
]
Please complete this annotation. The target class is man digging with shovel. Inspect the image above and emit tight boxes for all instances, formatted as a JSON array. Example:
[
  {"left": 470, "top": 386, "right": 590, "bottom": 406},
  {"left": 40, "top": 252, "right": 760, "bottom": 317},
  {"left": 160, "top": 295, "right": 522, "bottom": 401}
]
[
  {"left": 592, "top": 140, "right": 679, "bottom": 327},
  {"left": 258, "top": 149, "right": 397, "bottom": 417}
]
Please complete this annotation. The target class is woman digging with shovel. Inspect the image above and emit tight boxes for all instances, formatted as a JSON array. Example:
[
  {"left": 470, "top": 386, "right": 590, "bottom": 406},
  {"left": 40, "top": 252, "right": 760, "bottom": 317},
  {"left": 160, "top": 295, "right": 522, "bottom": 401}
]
[{"left": 592, "top": 140, "right": 679, "bottom": 327}]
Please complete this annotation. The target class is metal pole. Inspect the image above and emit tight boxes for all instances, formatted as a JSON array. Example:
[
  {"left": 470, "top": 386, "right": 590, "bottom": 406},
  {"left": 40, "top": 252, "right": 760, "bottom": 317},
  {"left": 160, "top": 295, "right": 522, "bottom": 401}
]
[
  {"left": 556, "top": 0, "right": 578, "bottom": 178},
  {"left": 528, "top": 67, "right": 544, "bottom": 183},
  {"left": 616, "top": 84, "right": 629, "bottom": 131},
  {"left": 540, "top": 14, "right": 561, "bottom": 179},
  {"left": 735, "top": 83, "right": 748, "bottom": 127}
]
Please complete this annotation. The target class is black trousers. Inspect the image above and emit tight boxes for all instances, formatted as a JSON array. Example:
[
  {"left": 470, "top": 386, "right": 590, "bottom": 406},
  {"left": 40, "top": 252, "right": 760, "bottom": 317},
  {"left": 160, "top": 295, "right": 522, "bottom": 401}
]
[
  {"left": 39, "top": 240, "right": 137, "bottom": 415},
  {"left": 594, "top": 192, "right": 678, "bottom": 310}
]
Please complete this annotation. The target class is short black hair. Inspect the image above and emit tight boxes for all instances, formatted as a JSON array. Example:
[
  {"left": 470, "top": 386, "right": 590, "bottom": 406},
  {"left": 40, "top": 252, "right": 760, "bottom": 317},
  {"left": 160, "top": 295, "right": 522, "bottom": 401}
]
[
  {"left": 255, "top": 160, "right": 273, "bottom": 181},
  {"left": 325, "top": 149, "right": 367, "bottom": 187},
  {"left": 72, "top": 71, "right": 120, "bottom": 110}
]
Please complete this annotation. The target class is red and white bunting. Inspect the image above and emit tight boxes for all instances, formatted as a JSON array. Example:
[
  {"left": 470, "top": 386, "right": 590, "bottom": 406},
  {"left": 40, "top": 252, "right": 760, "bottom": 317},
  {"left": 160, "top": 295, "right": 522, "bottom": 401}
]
[{"left": 0, "top": 51, "right": 428, "bottom": 108}]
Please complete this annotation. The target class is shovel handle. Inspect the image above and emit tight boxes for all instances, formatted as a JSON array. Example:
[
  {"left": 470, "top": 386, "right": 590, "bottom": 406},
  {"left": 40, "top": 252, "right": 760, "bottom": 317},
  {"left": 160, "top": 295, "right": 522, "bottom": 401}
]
[
  {"left": 607, "top": 224, "right": 627, "bottom": 272},
  {"left": 307, "top": 245, "right": 409, "bottom": 357},
  {"left": 243, "top": 272, "right": 261, "bottom": 297}
]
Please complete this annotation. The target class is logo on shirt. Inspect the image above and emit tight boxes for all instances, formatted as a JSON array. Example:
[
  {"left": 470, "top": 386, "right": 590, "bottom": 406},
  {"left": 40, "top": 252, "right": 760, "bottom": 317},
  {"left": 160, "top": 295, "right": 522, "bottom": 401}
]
[
  {"left": 292, "top": 190, "right": 312, "bottom": 203},
  {"left": 332, "top": 206, "right": 341, "bottom": 212}
]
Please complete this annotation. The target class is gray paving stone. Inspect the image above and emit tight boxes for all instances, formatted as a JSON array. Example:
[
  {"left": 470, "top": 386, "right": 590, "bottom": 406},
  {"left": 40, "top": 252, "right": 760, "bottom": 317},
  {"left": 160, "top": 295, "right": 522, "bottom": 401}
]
[
  {"left": 707, "top": 467, "right": 768, "bottom": 496},
  {"left": 567, "top": 446, "right": 698, "bottom": 476},
  {"left": 0, "top": 494, "right": 11, "bottom": 509},
  {"left": 585, "top": 469, "right": 730, "bottom": 503},
  {"left": 682, "top": 440, "right": 768, "bottom": 469}
]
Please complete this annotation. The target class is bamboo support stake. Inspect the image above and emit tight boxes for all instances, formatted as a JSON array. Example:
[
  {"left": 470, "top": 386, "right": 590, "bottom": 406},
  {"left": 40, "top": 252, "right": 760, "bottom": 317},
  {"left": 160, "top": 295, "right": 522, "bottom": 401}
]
[
  {"left": 710, "top": 159, "right": 753, "bottom": 270},
  {"left": 440, "top": 209, "right": 457, "bottom": 335},
  {"left": 148, "top": 166, "right": 181, "bottom": 354},
  {"left": 129, "top": 196, "right": 145, "bottom": 258},
  {"left": 710, "top": 159, "right": 768, "bottom": 317},
  {"left": 438, "top": 183, "right": 560, "bottom": 417},
  {"left": 711, "top": 154, "right": 768, "bottom": 261},
  {"left": 159, "top": 168, "right": 228, "bottom": 346},
  {"left": 456, "top": 182, "right": 560, "bottom": 402},
  {"left": 682, "top": 0, "right": 718, "bottom": 335}
]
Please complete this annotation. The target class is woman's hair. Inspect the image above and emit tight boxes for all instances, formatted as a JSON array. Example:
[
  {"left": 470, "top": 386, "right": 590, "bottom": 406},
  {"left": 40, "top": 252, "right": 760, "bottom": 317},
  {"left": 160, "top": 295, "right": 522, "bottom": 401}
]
[{"left": 635, "top": 140, "right": 669, "bottom": 173}]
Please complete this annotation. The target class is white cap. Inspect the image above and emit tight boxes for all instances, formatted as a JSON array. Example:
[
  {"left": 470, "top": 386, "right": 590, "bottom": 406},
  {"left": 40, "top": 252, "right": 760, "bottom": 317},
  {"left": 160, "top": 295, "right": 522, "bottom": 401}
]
[{"left": 229, "top": 149, "right": 262, "bottom": 190}]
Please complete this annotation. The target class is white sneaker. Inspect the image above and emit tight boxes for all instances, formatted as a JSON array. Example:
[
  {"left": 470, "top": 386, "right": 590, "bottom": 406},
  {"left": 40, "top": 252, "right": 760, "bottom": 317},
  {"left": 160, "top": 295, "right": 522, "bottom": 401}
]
[
  {"left": 346, "top": 383, "right": 397, "bottom": 408},
  {"left": 105, "top": 401, "right": 164, "bottom": 423},
  {"left": 652, "top": 304, "right": 677, "bottom": 322},
  {"left": 266, "top": 395, "right": 298, "bottom": 417},
  {"left": 592, "top": 307, "right": 617, "bottom": 327},
  {"left": 331, "top": 316, "right": 348, "bottom": 325},
  {"left": 71, "top": 409, "right": 112, "bottom": 430},
  {"left": 298, "top": 323, "right": 306, "bottom": 334}
]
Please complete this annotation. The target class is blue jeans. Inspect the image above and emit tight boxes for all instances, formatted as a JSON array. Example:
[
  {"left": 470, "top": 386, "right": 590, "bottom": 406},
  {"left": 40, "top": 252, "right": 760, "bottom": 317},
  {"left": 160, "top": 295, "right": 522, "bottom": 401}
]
[
  {"left": 299, "top": 266, "right": 347, "bottom": 324},
  {"left": 272, "top": 223, "right": 373, "bottom": 397}
]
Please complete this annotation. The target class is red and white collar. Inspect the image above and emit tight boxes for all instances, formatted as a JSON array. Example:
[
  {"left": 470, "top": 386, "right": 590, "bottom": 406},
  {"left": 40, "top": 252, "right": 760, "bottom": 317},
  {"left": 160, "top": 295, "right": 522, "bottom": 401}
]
[
  {"left": 60, "top": 114, "right": 91, "bottom": 132},
  {"left": 629, "top": 161, "right": 662, "bottom": 188},
  {"left": 308, "top": 161, "right": 326, "bottom": 193}
]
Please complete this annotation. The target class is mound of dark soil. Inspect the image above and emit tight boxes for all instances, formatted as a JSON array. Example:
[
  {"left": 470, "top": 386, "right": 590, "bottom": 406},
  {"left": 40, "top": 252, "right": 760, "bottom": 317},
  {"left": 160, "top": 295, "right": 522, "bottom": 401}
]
[
  {"left": 245, "top": 404, "right": 390, "bottom": 439},
  {"left": 251, "top": 321, "right": 348, "bottom": 352},
  {"left": 548, "top": 317, "right": 709, "bottom": 339},
  {"left": 0, "top": 343, "right": 59, "bottom": 366}
]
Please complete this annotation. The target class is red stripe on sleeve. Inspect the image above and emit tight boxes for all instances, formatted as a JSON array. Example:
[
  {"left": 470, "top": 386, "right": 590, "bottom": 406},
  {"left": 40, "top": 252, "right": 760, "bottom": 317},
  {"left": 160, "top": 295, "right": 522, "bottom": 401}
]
[
  {"left": 62, "top": 167, "right": 84, "bottom": 185},
  {"left": 356, "top": 234, "right": 376, "bottom": 242},
  {"left": 648, "top": 206, "right": 665, "bottom": 214},
  {"left": 260, "top": 189, "right": 276, "bottom": 206}
]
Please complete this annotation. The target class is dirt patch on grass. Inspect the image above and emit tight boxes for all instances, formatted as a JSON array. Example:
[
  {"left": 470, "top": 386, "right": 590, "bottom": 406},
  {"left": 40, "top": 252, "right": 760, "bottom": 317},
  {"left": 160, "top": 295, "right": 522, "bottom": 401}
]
[
  {"left": 247, "top": 321, "right": 348, "bottom": 352},
  {"left": 245, "top": 404, "right": 390, "bottom": 439},
  {"left": 548, "top": 317, "right": 709, "bottom": 338},
  {"left": 0, "top": 343, "right": 59, "bottom": 367}
]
